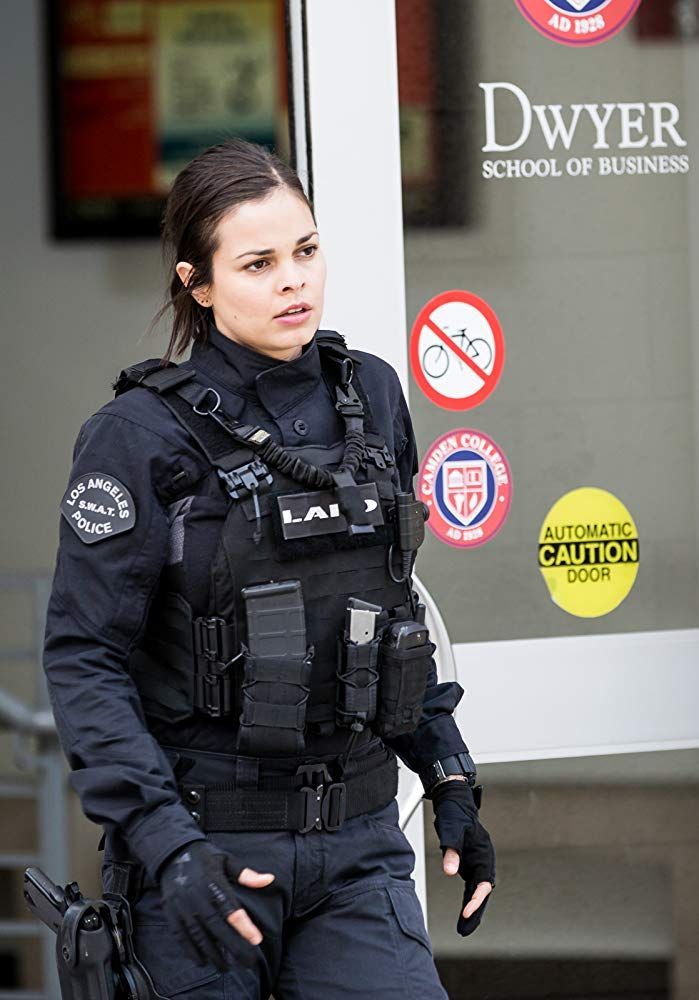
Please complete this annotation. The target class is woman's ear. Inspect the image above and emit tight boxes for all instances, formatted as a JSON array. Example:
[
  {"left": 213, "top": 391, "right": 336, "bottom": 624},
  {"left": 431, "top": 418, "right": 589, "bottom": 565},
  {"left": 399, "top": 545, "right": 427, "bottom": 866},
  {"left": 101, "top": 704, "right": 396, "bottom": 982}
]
[
  {"left": 176, "top": 261, "right": 211, "bottom": 307},
  {"left": 175, "top": 260, "right": 193, "bottom": 288}
]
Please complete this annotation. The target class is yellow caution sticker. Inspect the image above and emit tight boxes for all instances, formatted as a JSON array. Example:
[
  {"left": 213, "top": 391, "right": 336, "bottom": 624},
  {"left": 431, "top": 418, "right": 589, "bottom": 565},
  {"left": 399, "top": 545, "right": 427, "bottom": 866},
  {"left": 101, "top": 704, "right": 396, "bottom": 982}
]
[{"left": 538, "top": 488, "right": 639, "bottom": 618}]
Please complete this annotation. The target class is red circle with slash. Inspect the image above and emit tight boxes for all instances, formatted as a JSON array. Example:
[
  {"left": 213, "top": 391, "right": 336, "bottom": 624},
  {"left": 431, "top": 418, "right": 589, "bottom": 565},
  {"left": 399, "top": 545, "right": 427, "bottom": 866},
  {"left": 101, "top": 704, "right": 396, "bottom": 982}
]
[{"left": 409, "top": 290, "right": 505, "bottom": 411}]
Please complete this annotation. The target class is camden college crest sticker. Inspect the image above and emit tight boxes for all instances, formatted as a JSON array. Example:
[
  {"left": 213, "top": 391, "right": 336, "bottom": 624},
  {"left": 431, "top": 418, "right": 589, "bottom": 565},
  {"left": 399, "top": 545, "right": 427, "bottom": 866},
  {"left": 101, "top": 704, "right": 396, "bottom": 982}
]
[
  {"left": 514, "top": 0, "right": 642, "bottom": 46},
  {"left": 418, "top": 429, "right": 512, "bottom": 549}
]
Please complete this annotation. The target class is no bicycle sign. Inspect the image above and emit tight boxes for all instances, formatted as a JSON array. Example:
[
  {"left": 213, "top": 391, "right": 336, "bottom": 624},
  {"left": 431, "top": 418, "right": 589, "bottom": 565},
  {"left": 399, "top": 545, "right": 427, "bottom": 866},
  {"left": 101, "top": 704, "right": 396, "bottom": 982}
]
[{"left": 409, "top": 290, "right": 505, "bottom": 411}]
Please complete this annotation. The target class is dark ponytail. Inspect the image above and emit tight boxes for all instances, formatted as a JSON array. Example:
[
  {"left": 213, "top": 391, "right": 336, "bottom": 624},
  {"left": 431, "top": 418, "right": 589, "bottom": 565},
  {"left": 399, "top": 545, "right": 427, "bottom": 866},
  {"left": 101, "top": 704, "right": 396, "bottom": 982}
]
[{"left": 148, "top": 138, "right": 314, "bottom": 364}]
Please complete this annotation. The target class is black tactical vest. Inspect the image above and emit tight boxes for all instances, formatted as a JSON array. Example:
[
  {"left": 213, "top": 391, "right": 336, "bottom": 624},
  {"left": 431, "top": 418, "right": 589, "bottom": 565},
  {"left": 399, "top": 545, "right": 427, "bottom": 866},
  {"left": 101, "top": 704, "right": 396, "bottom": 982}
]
[{"left": 114, "top": 332, "right": 422, "bottom": 756}]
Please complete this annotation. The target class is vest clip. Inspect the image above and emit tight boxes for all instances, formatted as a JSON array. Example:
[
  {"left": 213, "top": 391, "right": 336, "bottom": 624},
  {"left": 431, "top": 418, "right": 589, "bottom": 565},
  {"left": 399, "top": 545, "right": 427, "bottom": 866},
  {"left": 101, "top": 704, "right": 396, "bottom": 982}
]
[
  {"left": 192, "top": 616, "right": 241, "bottom": 718},
  {"left": 218, "top": 459, "right": 273, "bottom": 500},
  {"left": 205, "top": 405, "right": 272, "bottom": 449},
  {"left": 365, "top": 444, "right": 395, "bottom": 470},
  {"left": 334, "top": 382, "right": 364, "bottom": 418}
]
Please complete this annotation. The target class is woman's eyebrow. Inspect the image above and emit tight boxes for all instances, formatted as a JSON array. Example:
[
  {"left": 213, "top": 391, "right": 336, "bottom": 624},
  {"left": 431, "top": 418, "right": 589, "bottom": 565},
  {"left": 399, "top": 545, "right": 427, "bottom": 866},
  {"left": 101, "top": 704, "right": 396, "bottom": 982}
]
[{"left": 236, "top": 231, "right": 319, "bottom": 259}]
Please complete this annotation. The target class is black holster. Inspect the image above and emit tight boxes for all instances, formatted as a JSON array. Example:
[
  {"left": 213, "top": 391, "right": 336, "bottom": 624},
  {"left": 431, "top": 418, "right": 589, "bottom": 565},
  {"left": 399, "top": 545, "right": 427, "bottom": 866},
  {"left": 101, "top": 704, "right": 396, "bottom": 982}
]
[{"left": 23, "top": 866, "right": 166, "bottom": 1000}]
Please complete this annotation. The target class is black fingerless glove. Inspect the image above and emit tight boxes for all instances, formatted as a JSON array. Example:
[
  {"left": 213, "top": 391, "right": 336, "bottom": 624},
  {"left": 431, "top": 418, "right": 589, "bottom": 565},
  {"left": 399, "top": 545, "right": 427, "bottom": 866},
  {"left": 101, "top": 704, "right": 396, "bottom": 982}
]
[
  {"left": 430, "top": 780, "right": 496, "bottom": 937},
  {"left": 158, "top": 839, "right": 259, "bottom": 971}
]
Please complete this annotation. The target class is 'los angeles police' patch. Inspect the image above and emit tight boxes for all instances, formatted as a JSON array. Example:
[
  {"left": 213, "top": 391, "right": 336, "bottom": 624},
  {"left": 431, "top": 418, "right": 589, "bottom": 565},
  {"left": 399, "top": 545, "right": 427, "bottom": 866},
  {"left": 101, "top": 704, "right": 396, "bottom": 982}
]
[{"left": 60, "top": 472, "right": 136, "bottom": 544}]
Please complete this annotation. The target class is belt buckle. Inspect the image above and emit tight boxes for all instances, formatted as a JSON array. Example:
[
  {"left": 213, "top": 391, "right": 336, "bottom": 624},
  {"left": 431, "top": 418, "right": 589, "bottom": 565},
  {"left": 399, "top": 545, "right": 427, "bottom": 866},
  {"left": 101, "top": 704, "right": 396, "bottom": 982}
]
[
  {"left": 321, "top": 780, "right": 346, "bottom": 831},
  {"left": 295, "top": 763, "right": 346, "bottom": 833}
]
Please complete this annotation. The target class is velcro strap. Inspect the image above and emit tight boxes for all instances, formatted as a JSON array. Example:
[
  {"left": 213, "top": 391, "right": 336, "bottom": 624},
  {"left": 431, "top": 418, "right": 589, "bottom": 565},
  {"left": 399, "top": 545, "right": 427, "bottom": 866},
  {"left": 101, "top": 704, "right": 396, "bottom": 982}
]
[
  {"left": 241, "top": 701, "right": 307, "bottom": 729},
  {"left": 243, "top": 656, "right": 309, "bottom": 685},
  {"left": 113, "top": 358, "right": 164, "bottom": 395},
  {"left": 141, "top": 366, "right": 196, "bottom": 393},
  {"left": 331, "top": 469, "right": 373, "bottom": 526}
]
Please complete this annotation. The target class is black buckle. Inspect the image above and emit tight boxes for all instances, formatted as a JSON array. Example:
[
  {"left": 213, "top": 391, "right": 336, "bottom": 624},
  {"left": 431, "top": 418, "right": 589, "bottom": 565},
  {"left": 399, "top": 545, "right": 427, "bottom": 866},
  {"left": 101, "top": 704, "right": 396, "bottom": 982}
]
[
  {"left": 217, "top": 459, "right": 273, "bottom": 500},
  {"left": 365, "top": 444, "right": 394, "bottom": 470},
  {"left": 295, "top": 763, "right": 347, "bottom": 833},
  {"left": 335, "top": 382, "right": 364, "bottom": 417},
  {"left": 192, "top": 617, "right": 241, "bottom": 718},
  {"left": 193, "top": 616, "right": 232, "bottom": 661},
  {"left": 321, "top": 781, "right": 347, "bottom": 831},
  {"left": 208, "top": 408, "right": 272, "bottom": 448}
]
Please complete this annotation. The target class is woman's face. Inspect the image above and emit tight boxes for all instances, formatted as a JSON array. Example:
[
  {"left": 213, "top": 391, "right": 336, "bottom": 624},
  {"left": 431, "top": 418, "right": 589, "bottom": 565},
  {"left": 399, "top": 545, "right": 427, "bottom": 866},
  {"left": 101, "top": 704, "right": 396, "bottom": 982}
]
[{"left": 177, "top": 186, "right": 326, "bottom": 361}]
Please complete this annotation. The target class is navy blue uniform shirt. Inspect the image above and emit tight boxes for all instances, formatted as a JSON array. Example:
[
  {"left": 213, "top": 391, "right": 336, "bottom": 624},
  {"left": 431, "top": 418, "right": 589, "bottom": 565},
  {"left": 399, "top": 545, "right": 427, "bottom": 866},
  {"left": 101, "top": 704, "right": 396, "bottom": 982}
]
[{"left": 43, "top": 321, "right": 468, "bottom": 881}]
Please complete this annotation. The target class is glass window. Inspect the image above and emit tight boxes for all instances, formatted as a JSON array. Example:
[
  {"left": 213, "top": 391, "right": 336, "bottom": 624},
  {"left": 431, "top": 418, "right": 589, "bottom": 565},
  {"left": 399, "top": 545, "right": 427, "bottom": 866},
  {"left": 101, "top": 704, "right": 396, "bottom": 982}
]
[{"left": 397, "top": 0, "right": 699, "bottom": 642}]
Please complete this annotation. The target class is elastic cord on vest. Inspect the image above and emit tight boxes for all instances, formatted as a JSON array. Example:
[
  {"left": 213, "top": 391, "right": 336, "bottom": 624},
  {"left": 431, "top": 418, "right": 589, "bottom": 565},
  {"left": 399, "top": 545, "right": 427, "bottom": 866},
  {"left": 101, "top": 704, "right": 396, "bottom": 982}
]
[
  {"left": 199, "top": 378, "right": 366, "bottom": 489},
  {"left": 187, "top": 372, "right": 374, "bottom": 538}
]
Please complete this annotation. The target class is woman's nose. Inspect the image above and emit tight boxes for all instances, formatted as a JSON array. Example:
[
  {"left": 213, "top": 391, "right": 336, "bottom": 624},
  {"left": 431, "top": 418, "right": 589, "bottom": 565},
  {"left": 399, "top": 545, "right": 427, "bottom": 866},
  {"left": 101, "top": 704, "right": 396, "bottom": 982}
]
[{"left": 278, "top": 262, "right": 305, "bottom": 291}]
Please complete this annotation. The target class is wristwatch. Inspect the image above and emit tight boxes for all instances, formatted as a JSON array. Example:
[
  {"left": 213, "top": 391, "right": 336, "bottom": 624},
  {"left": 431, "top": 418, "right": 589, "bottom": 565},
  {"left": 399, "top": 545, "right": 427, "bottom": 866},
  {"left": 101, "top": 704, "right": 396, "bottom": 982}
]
[{"left": 419, "top": 751, "right": 477, "bottom": 795}]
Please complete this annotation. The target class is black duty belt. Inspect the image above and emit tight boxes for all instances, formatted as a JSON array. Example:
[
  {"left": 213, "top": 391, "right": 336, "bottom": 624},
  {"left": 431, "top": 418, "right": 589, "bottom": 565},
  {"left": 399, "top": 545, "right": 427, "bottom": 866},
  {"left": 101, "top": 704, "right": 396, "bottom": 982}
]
[{"left": 177, "top": 754, "right": 398, "bottom": 834}]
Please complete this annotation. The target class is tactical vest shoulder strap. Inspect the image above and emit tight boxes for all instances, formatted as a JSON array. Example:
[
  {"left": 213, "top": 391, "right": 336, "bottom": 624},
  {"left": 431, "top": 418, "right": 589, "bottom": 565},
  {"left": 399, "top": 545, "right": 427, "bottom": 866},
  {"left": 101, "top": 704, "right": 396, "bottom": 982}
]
[
  {"left": 112, "top": 358, "right": 197, "bottom": 397},
  {"left": 315, "top": 331, "right": 382, "bottom": 438},
  {"left": 113, "top": 359, "right": 244, "bottom": 473}
]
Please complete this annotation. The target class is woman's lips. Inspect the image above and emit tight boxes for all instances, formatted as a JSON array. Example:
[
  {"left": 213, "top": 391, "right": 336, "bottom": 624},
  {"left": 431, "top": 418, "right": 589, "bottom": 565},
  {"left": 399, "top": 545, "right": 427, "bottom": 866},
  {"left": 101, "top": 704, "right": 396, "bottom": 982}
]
[{"left": 274, "top": 307, "right": 312, "bottom": 325}]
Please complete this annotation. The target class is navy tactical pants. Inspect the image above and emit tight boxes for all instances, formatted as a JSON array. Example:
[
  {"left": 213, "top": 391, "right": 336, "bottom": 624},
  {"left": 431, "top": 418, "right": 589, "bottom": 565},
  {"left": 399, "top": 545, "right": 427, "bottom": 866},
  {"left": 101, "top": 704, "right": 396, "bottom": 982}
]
[{"left": 108, "top": 793, "right": 448, "bottom": 999}]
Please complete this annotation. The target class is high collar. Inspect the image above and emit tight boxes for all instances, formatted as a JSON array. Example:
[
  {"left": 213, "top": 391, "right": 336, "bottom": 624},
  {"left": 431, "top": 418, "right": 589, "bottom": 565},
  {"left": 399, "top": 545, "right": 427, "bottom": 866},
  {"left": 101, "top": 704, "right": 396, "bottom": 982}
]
[{"left": 189, "top": 318, "right": 323, "bottom": 417}]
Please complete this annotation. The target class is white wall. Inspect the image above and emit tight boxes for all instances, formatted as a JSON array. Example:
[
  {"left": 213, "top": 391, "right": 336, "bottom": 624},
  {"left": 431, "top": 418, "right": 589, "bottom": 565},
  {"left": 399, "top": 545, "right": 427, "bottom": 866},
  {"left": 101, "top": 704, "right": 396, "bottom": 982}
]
[{"left": 1, "top": 1, "right": 172, "bottom": 575}]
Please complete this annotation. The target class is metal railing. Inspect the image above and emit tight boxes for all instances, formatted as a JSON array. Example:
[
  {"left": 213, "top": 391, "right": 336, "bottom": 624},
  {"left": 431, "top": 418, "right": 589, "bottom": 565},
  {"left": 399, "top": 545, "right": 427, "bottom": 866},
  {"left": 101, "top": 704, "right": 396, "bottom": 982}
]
[{"left": 0, "top": 575, "right": 64, "bottom": 1000}]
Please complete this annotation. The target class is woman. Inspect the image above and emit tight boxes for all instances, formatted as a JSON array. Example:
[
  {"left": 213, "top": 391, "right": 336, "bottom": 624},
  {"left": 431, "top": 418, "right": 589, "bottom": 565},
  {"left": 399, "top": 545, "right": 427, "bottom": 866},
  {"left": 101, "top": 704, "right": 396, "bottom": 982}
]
[{"left": 43, "top": 138, "right": 495, "bottom": 999}]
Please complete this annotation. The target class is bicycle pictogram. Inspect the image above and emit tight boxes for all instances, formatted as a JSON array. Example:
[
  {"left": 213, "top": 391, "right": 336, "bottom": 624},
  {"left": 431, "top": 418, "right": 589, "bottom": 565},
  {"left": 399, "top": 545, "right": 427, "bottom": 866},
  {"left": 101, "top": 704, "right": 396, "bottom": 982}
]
[{"left": 421, "top": 326, "right": 494, "bottom": 380}]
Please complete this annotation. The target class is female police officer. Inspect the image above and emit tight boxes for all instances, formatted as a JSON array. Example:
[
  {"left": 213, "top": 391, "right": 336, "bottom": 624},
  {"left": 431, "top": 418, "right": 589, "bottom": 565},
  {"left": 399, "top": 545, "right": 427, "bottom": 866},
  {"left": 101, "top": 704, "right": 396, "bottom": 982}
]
[{"left": 43, "top": 138, "right": 494, "bottom": 999}]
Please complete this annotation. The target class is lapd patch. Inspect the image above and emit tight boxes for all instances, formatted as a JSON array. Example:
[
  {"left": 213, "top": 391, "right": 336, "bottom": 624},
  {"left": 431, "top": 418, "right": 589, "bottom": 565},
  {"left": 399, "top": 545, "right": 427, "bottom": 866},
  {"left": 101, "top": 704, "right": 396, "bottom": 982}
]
[
  {"left": 276, "top": 483, "right": 384, "bottom": 540},
  {"left": 60, "top": 472, "right": 136, "bottom": 544}
]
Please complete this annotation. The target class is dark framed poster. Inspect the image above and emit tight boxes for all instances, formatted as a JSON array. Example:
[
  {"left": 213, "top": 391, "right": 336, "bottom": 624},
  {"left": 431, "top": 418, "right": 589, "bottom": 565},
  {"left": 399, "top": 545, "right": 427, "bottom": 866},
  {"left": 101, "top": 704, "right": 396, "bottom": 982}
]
[
  {"left": 635, "top": 0, "right": 699, "bottom": 39},
  {"left": 44, "top": 0, "right": 290, "bottom": 240},
  {"left": 395, "top": 0, "right": 476, "bottom": 228}
]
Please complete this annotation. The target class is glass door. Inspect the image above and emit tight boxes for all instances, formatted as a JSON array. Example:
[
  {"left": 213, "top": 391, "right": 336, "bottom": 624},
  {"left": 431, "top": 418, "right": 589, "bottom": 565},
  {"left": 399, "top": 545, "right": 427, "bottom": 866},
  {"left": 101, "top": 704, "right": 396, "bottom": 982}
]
[
  {"left": 298, "top": 0, "right": 699, "bottom": 765},
  {"left": 295, "top": 6, "right": 699, "bottom": 995}
]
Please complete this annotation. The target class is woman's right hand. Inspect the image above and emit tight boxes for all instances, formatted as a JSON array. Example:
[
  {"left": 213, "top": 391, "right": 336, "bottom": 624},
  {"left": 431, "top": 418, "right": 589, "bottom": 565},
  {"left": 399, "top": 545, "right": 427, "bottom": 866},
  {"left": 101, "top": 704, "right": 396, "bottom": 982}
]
[{"left": 158, "top": 839, "right": 275, "bottom": 971}]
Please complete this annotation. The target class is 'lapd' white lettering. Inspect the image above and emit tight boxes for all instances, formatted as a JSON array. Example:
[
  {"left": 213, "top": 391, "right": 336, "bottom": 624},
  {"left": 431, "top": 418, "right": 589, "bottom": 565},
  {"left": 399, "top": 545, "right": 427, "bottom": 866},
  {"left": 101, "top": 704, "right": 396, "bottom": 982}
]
[
  {"left": 307, "top": 505, "right": 330, "bottom": 521},
  {"left": 281, "top": 497, "right": 378, "bottom": 525},
  {"left": 480, "top": 82, "right": 687, "bottom": 154}
]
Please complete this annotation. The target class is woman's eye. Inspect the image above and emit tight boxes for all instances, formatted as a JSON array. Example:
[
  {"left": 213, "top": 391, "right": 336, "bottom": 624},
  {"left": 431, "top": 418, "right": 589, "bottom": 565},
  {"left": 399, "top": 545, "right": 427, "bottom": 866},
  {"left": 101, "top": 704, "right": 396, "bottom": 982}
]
[{"left": 246, "top": 245, "right": 317, "bottom": 272}]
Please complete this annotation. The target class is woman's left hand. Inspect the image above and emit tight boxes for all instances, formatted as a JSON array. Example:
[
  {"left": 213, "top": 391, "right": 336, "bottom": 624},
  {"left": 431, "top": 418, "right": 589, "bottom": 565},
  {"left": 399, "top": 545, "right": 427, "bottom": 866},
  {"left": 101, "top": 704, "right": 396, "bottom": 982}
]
[
  {"left": 442, "top": 851, "right": 493, "bottom": 919},
  {"left": 430, "top": 778, "right": 496, "bottom": 936}
]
